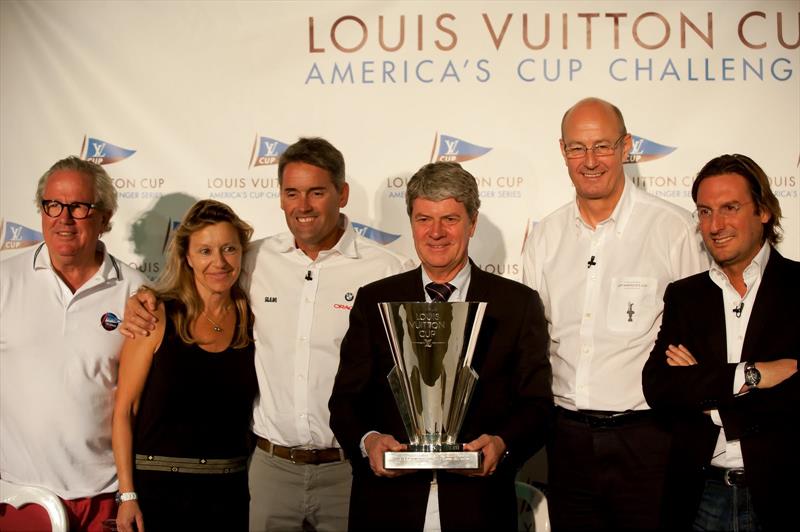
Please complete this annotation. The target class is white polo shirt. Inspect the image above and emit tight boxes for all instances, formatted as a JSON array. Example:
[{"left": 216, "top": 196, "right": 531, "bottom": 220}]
[
  {"left": 0, "top": 243, "right": 146, "bottom": 499},
  {"left": 242, "top": 215, "right": 414, "bottom": 449},
  {"left": 523, "top": 178, "right": 708, "bottom": 412}
]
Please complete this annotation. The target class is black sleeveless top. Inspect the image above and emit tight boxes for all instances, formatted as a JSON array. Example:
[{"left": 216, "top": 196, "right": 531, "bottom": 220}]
[{"left": 133, "top": 302, "right": 257, "bottom": 459}]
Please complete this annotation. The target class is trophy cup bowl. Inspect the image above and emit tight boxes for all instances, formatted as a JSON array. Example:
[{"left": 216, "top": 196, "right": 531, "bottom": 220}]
[{"left": 379, "top": 301, "right": 487, "bottom": 469}]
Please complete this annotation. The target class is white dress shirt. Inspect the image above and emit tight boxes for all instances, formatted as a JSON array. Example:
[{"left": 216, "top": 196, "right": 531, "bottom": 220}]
[
  {"left": 523, "top": 178, "right": 708, "bottom": 411},
  {"left": 708, "top": 242, "right": 770, "bottom": 469},
  {"left": 0, "top": 243, "right": 146, "bottom": 498},
  {"left": 422, "top": 263, "right": 471, "bottom": 532},
  {"left": 421, "top": 262, "right": 471, "bottom": 303},
  {"left": 242, "top": 215, "right": 413, "bottom": 449}
]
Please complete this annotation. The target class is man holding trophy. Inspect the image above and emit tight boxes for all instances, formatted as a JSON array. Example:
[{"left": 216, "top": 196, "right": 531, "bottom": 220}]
[{"left": 329, "top": 161, "right": 553, "bottom": 531}]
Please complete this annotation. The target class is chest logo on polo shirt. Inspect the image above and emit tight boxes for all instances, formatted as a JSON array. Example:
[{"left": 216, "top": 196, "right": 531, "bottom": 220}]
[
  {"left": 264, "top": 296, "right": 277, "bottom": 303},
  {"left": 626, "top": 302, "right": 635, "bottom": 322},
  {"left": 101, "top": 312, "right": 121, "bottom": 331},
  {"left": 333, "top": 292, "right": 355, "bottom": 311}
]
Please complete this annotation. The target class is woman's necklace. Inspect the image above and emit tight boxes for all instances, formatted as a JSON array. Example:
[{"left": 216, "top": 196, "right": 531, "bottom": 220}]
[{"left": 203, "top": 306, "right": 230, "bottom": 333}]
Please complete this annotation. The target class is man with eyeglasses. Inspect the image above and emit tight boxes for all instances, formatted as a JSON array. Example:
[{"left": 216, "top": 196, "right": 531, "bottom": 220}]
[
  {"left": 0, "top": 156, "right": 146, "bottom": 531},
  {"left": 643, "top": 154, "right": 798, "bottom": 531},
  {"left": 522, "top": 97, "right": 708, "bottom": 530}
]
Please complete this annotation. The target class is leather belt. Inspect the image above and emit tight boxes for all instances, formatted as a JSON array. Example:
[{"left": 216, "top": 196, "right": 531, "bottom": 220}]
[
  {"left": 557, "top": 406, "right": 654, "bottom": 428},
  {"left": 134, "top": 454, "right": 247, "bottom": 474},
  {"left": 256, "top": 437, "right": 345, "bottom": 465},
  {"left": 704, "top": 466, "right": 747, "bottom": 487}
]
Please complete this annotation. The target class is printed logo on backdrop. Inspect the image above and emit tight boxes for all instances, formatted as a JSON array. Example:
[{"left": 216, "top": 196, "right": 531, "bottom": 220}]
[
  {"left": 430, "top": 133, "right": 492, "bottom": 163},
  {"left": 627, "top": 136, "right": 797, "bottom": 200},
  {"left": 626, "top": 135, "right": 676, "bottom": 164},
  {"left": 387, "top": 132, "right": 525, "bottom": 202},
  {"left": 249, "top": 135, "right": 290, "bottom": 168},
  {"left": 303, "top": 10, "right": 797, "bottom": 86},
  {"left": 205, "top": 134, "right": 287, "bottom": 201},
  {"left": 79, "top": 136, "right": 168, "bottom": 200},
  {"left": 0, "top": 221, "right": 42, "bottom": 251},
  {"left": 625, "top": 134, "right": 691, "bottom": 199},
  {"left": 351, "top": 221, "right": 401, "bottom": 244},
  {"left": 80, "top": 136, "right": 136, "bottom": 165}
]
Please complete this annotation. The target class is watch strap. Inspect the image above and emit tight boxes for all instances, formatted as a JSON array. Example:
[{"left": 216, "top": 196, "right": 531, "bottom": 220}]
[{"left": 116, "top": 491, "right": 138, "bottom": 504}]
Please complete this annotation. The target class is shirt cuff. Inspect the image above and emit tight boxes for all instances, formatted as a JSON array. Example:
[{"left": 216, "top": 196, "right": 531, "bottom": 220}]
[
  {"left": 359, "top": 431, "right": 379, "bottom": 457},
  {"left": 733, "top": 362, "right": 747, "bottom": 394},
  {"left": 710, "top": 409, "right": 722, "bottom": 427}
]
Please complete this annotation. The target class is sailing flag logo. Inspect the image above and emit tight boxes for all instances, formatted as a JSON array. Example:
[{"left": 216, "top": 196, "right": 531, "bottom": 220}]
[
  {"left": 351, "top": 222, "right": 401, "bottom": 245},
  {"left": 430, "top": 133, "right": 492, "bottom": 163},
  {"left": 80, "top": 136, "right": 136, "bottom": 165},
  {"left": 250, "top": 135, "right": 290, "bottom": 168},
  {"left": 1, "top": 220, "right": 43, "bottom": 251},
  {"left": 626, "top": 135, "right": 677, "bottom": 164}
]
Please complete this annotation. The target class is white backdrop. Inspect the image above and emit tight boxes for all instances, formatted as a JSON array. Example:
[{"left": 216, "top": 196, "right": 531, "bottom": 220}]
[{"left": 2, "top": 0, "right": 798, "bottom": 280}]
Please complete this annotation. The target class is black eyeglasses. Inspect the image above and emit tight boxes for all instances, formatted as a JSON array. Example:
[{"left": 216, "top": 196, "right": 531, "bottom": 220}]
[{"left": 40, "top": 199, "right": 98, "bottom": 219}]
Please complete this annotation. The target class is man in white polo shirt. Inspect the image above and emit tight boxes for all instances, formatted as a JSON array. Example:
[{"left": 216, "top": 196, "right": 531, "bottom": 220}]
[
  {"left": 0, "top": 156, "right": 146, "bottom": 531},
  {"left": 122, "top": 137, "right": 413, "bottom": 531}
]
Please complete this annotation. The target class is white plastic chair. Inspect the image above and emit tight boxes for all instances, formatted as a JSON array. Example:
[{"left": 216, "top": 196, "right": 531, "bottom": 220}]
[
  {"left": 0, "top": 479, "right": 69, "bottom": 532},
  {"left": 515, "top": 480, "right": 550, "bottom": 532}
]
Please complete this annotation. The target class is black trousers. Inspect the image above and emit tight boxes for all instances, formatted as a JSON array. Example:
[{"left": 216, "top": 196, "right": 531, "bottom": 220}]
[
  {"left": 547, "top": 408, "right": 671, "bottom": 532},
  {"left": 135, "top": 469, "right": 249, "bottom": 531}
]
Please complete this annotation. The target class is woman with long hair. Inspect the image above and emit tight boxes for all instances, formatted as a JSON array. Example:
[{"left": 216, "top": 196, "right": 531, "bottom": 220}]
[{"left": 112, "top": 199, "right": 257, "bottom": 532}]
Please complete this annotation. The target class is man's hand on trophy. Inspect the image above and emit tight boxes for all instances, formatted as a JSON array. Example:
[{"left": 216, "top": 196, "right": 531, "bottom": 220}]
[
  {"left": 119, "top": 287, "right": 159, "bottom": 338},
  {"left": 461, "top": 434, "right": 507, "bottom": 477},
  {"left": 364, "top": 433, "right": 409, "bottom": 477}
]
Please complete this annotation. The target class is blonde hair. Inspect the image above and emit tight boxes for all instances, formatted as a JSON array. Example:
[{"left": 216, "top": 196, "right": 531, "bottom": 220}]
[{"left": 154, "top": 199, "right": 254, "bottom": 348}]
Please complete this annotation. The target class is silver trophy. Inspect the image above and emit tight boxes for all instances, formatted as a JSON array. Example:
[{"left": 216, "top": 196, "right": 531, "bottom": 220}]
[{"left": 379, "top": 301, "right": 487, "bottom": 469}]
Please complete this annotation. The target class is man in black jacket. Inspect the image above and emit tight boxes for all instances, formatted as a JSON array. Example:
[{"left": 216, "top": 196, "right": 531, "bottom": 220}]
[
  {"left": 643, "top": 154, "right": 798, "bottom": 531},
  {"left": 329, "top": 161, "right": 553, "bottom": 531}
]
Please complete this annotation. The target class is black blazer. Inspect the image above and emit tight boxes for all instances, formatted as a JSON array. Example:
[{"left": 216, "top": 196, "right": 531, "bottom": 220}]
[
  {"left": 643, "top": 249, "right": 799, "bottom": 531},
  {"left": 329, "top": 262, "right": 553, "bottom": 532}
]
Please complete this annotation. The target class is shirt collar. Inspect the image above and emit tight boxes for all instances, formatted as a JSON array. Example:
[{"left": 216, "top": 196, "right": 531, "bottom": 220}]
[
  {"left": 274, "top": 214, "right": 358, "bottom": 260},
  {"left": 421, "top": 261, "right": 471, "bottom": 302},
  {"left": 571, "top": 176, "right": 635, "bottom": 236},
  {"left": 709, "top": 240, "right": 771, "bottom": 288},
  {"left": 32, "top": 241, "right": 121, "bottom": 281}
]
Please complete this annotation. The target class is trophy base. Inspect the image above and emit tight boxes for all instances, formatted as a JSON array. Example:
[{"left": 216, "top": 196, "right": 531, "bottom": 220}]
[{"left": 384, "top": 451, "right": 482, "bottom": 470}]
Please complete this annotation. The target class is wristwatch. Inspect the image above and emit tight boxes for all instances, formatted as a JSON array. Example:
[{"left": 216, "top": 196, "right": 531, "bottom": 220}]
[
  {"left": 744, "top": 361, "right": 761, "bottom": 388},
  {"left": 115, "top": 491, "right": 138, "bottom": 504}
]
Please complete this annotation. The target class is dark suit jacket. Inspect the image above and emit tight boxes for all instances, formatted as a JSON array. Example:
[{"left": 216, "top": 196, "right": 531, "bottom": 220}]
[
  {"left": 643, "top": 249, "right": 799, "bottom": 531},
  {"left": 329, "top": 262, "right": 553, "bottom": 532}
]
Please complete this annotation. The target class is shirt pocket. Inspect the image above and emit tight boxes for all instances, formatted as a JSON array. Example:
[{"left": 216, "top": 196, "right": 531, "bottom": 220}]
[{"left": 606, "top": 276, "right": 658, "bottom": 334}]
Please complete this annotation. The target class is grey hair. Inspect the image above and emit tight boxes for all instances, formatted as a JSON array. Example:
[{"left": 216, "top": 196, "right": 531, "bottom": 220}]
[
  {"left": 405, "top": 162, "right": 480, "bottom": 220},
  {"left": 35, "top": 156, "right": 117, "bottom": 232}
]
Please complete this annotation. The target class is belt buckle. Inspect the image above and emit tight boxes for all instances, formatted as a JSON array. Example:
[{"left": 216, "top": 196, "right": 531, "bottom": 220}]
[
  {"left": 724, "top": 468, "right": 744, "bottom": 487},
  {"left": 289, "top": 448, "right": 321, "bottom": 464},
  {"left": 288, "top": 448, "right": 301, "bottom": 464}
]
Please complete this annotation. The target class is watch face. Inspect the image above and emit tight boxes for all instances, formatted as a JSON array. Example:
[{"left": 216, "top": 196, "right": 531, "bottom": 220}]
[{"left": 745, "top": 364, "right": 761, "bottom": 387}]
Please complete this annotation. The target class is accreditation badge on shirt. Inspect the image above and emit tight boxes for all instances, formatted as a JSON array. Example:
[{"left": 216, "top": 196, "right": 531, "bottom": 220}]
[{"left": 606, "top": 277, "right": 658, "bottom": 333}]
